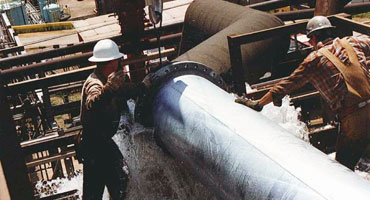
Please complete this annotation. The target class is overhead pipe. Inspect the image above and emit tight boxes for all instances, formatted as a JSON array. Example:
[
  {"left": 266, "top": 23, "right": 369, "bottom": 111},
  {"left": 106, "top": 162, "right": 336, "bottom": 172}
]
[
  {"left": 0, "top": 22, "right": 183, "bottom": 69},
  {"left": 1, "top": 33, "right": 181, "bottom": 80},
  {"left": 137, "top": 61, "right": 370, "bottom": 200},
  {"left": 4, "top": 47, "right": 177, "bottom": 93},
  {"left": 248, "top": 0, "right": 314, "bottom": 11},
  {"left": 175, "top": 0, "right": 290, "bottom": 84},
  {"left": 275, "top": 2, "right": 370, "bottom": 21}
]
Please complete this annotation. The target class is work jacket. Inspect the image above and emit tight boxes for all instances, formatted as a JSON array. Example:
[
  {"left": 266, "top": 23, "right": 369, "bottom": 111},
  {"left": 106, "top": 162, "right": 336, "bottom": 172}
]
[
  {"left": 79, "top": 69, "right": 145, "bottom": 157},
  {"left": 269, "top": 35, "right": 370, "bottom": 112}
]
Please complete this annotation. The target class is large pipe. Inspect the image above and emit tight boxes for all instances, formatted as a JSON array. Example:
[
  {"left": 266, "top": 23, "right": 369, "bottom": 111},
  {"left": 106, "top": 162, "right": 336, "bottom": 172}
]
[
  {"left": 141, "top": 61, "right": 370, "bottom": 200},
  {"left": 175, "top": 0, "right": 289, "bottom": 84}
]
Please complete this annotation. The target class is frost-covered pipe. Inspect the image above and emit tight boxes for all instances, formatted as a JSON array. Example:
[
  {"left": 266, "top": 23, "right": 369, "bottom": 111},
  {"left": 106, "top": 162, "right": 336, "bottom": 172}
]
[{"left": 139, "top": 61, "right": 370, "bottom": 200}]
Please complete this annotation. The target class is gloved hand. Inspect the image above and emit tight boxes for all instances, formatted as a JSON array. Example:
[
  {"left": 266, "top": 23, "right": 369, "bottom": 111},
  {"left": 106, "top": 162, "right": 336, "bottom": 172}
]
[
  {"left": 235, "top": 97, "right": 263, "bottom": 112},
  {"left": 105, "top": 70, "right": 125, "bottom": 92},
  {"left": 142, "top": 73, "right": 152, "bottom": 88}
]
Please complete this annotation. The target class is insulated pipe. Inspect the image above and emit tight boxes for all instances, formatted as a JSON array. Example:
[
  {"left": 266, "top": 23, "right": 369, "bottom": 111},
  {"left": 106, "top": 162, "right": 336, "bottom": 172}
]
[
  {"left": 144, "top": 61, "right": 370, "bottom": 200},
  {"left": 175, "top": 0, "right": 289, "bottom": 84}
]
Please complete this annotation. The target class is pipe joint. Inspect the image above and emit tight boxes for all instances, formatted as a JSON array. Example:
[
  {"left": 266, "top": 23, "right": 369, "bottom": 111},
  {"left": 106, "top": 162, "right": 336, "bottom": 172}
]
[{"left": 135, "top": 61, "right": 225, "bottom": 126}]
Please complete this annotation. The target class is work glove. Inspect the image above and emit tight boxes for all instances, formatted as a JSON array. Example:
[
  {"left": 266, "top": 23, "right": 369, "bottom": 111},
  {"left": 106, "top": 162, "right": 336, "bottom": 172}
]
[
  {"left": 235, "top": 97, "right": 263, "bottom": 112},
  {"left": 105, "top": 70, "right": 126, "bottom": 92}
]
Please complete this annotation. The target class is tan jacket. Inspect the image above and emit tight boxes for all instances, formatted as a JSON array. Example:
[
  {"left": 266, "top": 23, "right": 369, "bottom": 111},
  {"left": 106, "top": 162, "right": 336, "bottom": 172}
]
[{"left": 80, "top": 69, "right": 144, "bottom": 141}]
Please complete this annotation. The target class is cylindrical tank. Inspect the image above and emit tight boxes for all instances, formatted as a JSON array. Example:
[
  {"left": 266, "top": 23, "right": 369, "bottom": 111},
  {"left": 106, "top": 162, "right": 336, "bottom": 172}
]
[
  {"left": 37, "top": 0, "right": 48, "bottom": 22},
  {"left": 175, "top": 0, "right": 289, "bottom": 84},
  {"left": 4, "top": 1, "right": 28, "bottom": 25},
  {"left": 145, "top": 61, "right": 370, "bottom": 200},
  {"left": 43, "top": 3, "right": 60, "bottom": 22}
]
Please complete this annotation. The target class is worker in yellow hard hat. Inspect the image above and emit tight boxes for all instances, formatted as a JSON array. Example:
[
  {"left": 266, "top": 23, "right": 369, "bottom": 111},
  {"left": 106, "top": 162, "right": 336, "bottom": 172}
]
[{"left": 236, "top": 16, "right": 370, "bottom": 171}]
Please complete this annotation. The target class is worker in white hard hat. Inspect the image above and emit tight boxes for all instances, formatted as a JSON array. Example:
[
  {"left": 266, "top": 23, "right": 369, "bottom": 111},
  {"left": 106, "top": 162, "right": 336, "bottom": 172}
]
[
  {"left": 235, "top": 16, "right": 370, "bottom": 171},
  {"left": 79, "top": 39, "right": 151, "bottom": 199}
]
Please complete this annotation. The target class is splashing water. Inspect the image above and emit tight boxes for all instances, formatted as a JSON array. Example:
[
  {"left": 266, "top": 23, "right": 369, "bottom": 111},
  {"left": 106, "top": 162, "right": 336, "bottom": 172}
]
[
  {"left": 35, "top": 171, "right": 83, "bottom": 198},
  {"left": 260, "top": 96, "right": 309, "bottom": 141}
]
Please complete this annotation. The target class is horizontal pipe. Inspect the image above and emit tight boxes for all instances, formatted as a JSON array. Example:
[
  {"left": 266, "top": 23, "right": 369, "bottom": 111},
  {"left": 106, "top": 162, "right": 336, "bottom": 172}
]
[
  {"left": 150, "top": 62, "right": 370, "bottom": 200},
  {"left": 2, "top": 52, "right": 92, "bottom": 79},
  {"left": 249, "top": 0, "right": 314, "bottom": 11},
  {"left": 6, "top": 66, "right": 95, "bottom": 94},
  {"left": 1, "top": 33, "right": 181, "bottom": 80},
  {"left": 0, "top": 22, "right": 183, "bottom": 69},
  {"left": 4, "top": 47, "right": 178, "bottom": 91},
  {"left": 275, "top": 2, "right": 370, "bottom": 21}
]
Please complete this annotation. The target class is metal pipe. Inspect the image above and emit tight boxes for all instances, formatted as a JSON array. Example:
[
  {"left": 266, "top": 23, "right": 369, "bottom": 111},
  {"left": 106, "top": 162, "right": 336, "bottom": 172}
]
[
  {"left": 275, "top": 2, "right": 370, "bottom": 21},
  {"left": 147, "top": 61, "right": 370, "bottom": 200},
  {"left": 248, "top": 0, "right": 314, "bottom": 11},
  {"left": 2, "top": 52, "right": 92, "bottom": 79},
  {"left": 1, "top": 33, "right": 181, "bottom": 80},
  {"left": 0, "top": 22, "right": 183, "bottom": 69},
  {"left": 175, "top": 0, "right": 289, "bottom": 84}
]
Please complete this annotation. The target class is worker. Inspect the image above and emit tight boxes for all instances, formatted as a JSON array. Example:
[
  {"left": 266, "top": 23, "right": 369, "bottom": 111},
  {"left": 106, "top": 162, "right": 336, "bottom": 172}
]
[
  {"left": 235, "top": 16, "right": 370, "bottom": 171},
  {"left": 79, "top": 39, "right": 151, "bottom": 199}
]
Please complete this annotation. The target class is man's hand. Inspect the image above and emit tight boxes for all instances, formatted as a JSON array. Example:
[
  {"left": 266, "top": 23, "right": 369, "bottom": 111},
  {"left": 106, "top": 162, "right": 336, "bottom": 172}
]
[
  {"left": 142, "top": 73, "right": 152, "bottom": 88},
  {"left": 235, "top": 97, "right": 263, "bottom": 112},
  {"left": 106, "top": 70, "right": 125, "bottom": 92}
]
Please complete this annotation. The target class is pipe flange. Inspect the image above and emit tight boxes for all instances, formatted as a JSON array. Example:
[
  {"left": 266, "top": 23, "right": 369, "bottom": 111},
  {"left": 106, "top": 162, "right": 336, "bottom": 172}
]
[{"left": 135, "top": 61, "right": 226, "bottom": 126}]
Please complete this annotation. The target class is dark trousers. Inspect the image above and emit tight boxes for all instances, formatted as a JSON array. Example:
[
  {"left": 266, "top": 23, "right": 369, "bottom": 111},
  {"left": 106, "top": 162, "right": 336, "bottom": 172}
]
[
  {"left": 336, "top": 105, "right": 370, "bottom": 170},
  {"left": 82, "top": 150, "right": 129, "bottom": 200}
]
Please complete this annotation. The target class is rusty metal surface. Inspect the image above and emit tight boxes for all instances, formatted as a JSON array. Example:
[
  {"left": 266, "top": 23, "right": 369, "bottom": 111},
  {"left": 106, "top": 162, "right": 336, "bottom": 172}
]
[{"left": 314, "top": 0, "right": 351, "bottom": 16}]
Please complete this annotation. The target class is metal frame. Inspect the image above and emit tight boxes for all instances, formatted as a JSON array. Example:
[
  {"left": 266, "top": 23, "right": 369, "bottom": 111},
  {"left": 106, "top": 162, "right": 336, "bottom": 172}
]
[{"left": 227, "top": 14, "right": 370, "bottom": 95}]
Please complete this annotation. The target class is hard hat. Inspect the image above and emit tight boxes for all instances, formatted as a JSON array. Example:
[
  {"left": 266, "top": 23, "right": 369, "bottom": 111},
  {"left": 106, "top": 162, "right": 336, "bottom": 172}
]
[
  {"left": 306, "top": 16, "right": 335, "bottom": 38},
  {"left": 88, "top": 39, "right": 124, "bottom": 62}
]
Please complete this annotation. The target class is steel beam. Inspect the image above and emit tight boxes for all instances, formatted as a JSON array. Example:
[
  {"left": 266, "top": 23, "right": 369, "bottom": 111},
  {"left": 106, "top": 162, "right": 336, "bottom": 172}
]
[
  {"left": 0, "top": 73, "right": 33, "bottom": 200},
  {"left": 0, "top": 46, "right": 24, "bottom": 56}
]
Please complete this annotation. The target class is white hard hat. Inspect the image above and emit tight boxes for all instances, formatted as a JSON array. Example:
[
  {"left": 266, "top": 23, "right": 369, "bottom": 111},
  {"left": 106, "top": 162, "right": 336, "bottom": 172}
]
[
  {"left": 306, "top": 16, "right": 335, "bottom": 38},
  {"left": 88, "top": 39, "right": 124, "bottom": 62}
]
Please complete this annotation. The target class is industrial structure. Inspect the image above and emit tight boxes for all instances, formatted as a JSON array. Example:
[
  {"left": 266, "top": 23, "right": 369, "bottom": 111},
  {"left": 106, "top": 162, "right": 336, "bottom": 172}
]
[{"left": 0, "top": 0, "right": 369, "bottom": 199}]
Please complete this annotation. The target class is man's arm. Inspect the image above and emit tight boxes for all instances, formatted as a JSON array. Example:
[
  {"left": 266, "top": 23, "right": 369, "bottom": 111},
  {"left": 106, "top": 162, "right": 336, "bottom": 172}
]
[
  {"left": 244, "top": 52, "right": 318, "bottom": 110},
  {"left": 119, "top": 73, "right": 152, "bottom": 100},
  {"left": 84, "top": 80, "right": 113, "bottom": 111}
]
